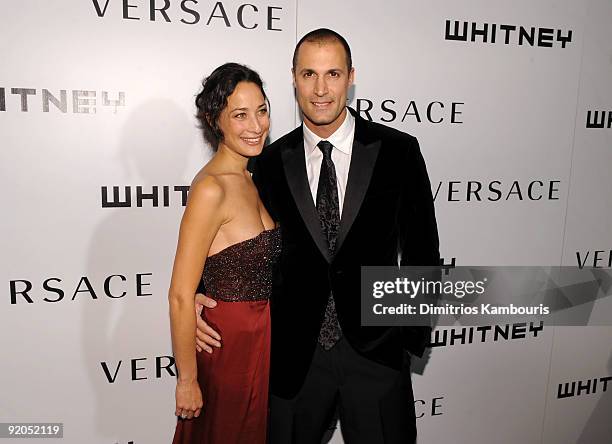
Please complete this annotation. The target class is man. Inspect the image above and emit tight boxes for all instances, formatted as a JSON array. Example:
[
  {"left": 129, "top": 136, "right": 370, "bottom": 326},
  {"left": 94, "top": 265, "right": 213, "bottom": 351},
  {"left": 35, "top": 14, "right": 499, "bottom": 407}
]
[{"left": 195, "top": 28, "right": 440, "bottom": 443}]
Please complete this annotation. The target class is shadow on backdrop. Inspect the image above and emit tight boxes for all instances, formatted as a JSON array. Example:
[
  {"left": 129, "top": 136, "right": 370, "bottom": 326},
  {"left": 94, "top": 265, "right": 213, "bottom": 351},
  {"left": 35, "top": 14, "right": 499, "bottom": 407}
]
[{"left": 81, "top": 98, "right": 200, "bottom": 440}]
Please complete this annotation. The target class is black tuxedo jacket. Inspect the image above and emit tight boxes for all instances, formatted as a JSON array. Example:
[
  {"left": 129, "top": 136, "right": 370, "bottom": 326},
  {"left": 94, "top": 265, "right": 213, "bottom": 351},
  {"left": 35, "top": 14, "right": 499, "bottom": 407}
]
[{"left": 252, "top": 107, "right": 440, "bottom": 399}]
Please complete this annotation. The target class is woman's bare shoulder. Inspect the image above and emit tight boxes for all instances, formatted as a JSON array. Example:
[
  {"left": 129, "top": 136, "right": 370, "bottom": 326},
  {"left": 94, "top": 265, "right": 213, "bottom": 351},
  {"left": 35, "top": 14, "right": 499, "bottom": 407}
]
[{"left": 188, "top": 171, "right": 226, "bottom": 208}]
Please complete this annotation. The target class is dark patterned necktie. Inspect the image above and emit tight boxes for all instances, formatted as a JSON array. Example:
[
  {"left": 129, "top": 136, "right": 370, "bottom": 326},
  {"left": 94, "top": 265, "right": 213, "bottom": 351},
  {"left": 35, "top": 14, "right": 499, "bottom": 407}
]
[{"left": 315, "top": 140, "right": 342, "bottom": 350}]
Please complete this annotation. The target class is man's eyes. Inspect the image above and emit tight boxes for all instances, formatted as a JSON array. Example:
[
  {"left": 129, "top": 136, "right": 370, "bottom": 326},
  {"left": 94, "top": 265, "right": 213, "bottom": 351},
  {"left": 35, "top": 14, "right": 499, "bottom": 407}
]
[{"left": 302, "top": 72, "right": 341, "bottom": 78}]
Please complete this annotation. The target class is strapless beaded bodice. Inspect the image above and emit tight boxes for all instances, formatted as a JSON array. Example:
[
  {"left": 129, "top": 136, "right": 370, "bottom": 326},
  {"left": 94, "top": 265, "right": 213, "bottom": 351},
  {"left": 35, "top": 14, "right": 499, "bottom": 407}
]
[{"left": 202, "top": 228, "right": 281, "bottom": 302}]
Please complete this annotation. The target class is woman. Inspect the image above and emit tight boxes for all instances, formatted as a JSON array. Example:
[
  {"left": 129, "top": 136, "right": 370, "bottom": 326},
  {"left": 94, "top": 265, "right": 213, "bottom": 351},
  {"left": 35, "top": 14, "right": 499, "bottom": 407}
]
[{"left": 169, "top": 63, "right": 279, "bottom": 444}]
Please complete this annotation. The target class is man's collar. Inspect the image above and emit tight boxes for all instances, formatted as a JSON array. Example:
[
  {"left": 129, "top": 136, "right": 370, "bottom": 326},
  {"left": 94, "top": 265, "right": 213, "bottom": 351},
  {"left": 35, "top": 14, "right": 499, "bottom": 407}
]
[{"left": 303, "top": 108, "right": 355, "bottom": 155}]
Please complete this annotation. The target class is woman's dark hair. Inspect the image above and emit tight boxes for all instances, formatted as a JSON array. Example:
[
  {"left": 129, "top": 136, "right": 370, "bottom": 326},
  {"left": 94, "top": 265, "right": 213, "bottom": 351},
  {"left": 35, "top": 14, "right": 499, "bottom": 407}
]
[{"left": 195, "top": 62, "right": 269, "bottom": 149}]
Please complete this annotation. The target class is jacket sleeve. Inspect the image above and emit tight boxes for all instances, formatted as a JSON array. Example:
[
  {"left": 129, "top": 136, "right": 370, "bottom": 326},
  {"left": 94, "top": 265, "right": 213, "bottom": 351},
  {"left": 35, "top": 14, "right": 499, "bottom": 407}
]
[
  {"left": 398, "top": 136, "right": 440, "bottom": 357},
  {"left": 249, "top": 155, "right": 275, "bottom": 221}
]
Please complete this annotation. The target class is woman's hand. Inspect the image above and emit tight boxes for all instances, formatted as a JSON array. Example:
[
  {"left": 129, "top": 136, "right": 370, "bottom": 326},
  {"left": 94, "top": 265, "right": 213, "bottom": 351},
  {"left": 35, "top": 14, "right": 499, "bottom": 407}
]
[{"left": 175, "top": 379, "right": 203, "bottom": 420}]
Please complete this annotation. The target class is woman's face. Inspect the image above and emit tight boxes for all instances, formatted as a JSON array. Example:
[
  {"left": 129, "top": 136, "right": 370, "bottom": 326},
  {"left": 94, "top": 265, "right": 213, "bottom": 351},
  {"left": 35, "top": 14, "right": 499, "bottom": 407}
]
[{"left": 217, "top": 81, "right": 269, "bottom": 157}]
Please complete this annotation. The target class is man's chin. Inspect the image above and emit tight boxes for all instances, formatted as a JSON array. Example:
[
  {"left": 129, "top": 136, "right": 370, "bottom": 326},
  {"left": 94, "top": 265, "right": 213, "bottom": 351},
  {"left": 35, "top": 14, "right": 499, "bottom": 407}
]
[{"left": 303, "top": 113, "right": 338, "bottom": 127}]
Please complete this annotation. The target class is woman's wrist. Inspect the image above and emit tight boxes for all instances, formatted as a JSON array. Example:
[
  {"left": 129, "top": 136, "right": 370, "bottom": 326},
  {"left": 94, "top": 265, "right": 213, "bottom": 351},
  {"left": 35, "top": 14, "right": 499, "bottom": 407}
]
[{"left": 177, "top": 375, "right": 197, "bottom": 384}]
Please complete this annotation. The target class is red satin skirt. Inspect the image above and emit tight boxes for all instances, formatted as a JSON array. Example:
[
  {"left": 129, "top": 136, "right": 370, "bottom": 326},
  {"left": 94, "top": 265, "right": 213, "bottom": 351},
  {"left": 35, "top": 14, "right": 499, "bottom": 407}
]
[{"left": 172, "top": 299, "right": 270, "bottom": 444}]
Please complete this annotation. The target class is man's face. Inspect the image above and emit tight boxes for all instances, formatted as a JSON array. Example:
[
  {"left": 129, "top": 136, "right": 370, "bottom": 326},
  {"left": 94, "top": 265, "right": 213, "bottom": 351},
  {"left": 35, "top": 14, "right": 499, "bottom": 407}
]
[{"left": 293, "top": 40, "right": 354, "bottom": 137}]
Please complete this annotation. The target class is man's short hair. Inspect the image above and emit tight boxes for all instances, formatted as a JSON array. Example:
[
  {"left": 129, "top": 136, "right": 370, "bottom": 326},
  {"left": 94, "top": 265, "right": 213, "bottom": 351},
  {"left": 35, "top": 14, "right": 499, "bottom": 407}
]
[{"left": 292, "top": 28, "right": 352, "bottom": 71}]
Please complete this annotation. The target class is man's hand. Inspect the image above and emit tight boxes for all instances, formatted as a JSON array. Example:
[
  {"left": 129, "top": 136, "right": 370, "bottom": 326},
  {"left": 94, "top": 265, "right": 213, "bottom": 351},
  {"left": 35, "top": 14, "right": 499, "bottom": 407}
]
[{"left": 195, "top": 293, "right": 222, "bottom": 353}]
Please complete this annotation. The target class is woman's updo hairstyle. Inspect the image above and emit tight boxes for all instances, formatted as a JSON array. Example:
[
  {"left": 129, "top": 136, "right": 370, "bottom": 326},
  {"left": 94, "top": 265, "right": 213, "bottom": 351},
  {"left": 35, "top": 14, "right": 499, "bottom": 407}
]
[{"left": 195, "top": 62, "right": 269, "bottom": 150}]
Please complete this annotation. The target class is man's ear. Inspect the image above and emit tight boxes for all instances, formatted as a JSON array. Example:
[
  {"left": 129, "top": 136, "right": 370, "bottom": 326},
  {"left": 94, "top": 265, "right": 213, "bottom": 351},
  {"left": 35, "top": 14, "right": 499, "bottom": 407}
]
[
  {"left": 348, "top": 67, "right": 355, "bottom": 85},
  {"left": 291, "top": 68, "right": 296, "bottom": 88}
]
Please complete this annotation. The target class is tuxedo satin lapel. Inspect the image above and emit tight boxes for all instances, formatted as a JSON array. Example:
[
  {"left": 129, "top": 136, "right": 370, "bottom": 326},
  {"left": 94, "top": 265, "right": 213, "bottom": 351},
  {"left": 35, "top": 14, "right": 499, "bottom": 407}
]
[
  {"left": 281, "top": 139, "right": 332, "bottom": 262},
  {"left": 335, "top": 137, "right": 381, "bottom": 255}
]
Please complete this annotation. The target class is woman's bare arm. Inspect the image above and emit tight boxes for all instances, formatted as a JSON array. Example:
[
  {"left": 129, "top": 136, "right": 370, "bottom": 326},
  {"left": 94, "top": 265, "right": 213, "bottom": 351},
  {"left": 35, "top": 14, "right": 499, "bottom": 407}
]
[{"left": 168, "top": 176, "right": 226, "bottom": 415}]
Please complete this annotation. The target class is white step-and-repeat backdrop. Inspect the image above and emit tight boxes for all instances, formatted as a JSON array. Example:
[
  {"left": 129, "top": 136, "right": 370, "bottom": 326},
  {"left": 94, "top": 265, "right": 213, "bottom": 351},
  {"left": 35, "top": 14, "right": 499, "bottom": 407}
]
[{"left": 1, "top": 1, "right": 611, "bottom": 443}]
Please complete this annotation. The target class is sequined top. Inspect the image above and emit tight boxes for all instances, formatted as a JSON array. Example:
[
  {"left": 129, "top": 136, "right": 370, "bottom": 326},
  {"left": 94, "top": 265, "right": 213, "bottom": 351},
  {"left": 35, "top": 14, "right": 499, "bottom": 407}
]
[{"left": 202, "top": 228, "right": 281, "bottom": 302}]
